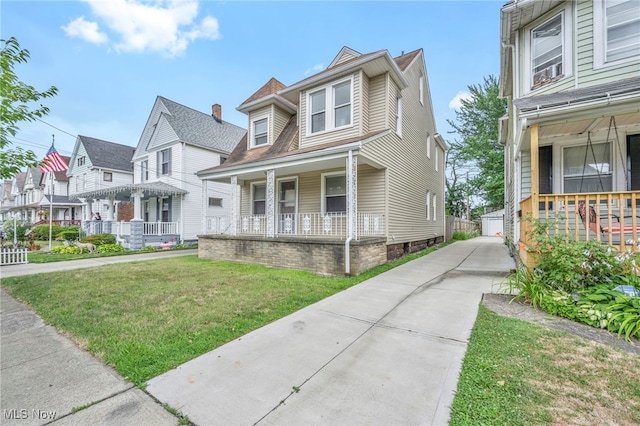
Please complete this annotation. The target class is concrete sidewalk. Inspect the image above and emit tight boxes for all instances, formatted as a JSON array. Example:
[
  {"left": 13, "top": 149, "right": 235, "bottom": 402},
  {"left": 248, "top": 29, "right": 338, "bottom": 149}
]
[
  {"left": 147, "top": 236, "right": 516, "bottom": 425},
  {"left": 0, "top": 251, "right": 192, "bottom": 425},
  {"left": 1, "top": 249, "right": 197, "bottom": 278}
]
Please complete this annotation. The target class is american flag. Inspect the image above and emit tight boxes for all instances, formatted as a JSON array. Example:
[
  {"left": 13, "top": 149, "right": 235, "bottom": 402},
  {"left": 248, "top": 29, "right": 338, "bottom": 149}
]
[{"left": 40, "top": 144, "right": 68, "bottom": 173}]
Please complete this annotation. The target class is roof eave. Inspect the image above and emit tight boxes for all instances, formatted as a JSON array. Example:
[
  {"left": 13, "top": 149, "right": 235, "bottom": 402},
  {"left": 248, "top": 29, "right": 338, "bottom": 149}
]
[{"left": 236, "top": 94, "right": 298, "bottom": 115}]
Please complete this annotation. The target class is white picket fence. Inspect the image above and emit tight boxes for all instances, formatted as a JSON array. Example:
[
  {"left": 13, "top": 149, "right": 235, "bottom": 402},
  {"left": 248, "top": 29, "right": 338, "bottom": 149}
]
[{"left": 1, "top": 248, "right": 28, "bottom": 265}]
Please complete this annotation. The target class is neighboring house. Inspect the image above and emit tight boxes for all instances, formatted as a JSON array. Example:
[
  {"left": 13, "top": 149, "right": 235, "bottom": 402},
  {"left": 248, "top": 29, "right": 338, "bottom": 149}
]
[
  {"left": 8, "top": 167, "right": 44, "bottom": 223},
  {"left": 0, "top": 180, "right": 16, "bottom": 221},
  {"left": 197, "top": 46, "right": 447, "bottom": 276},
  {"left": 499, "top": 0, "right": 640, "bottom": 265},
  {"left": 68, "top": 135, "right": 136, "bottom": 226},
  {"left": 38, "top": 156, "right": 83, "bottom": 224},
  {"left": 72, "top": 96, "right": 246, "bottom": 248}
]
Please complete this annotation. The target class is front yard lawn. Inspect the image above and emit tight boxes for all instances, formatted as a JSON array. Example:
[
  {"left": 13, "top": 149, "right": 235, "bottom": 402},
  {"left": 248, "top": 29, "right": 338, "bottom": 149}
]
[{"left": 1, "top": 246, "right": 444, "bottom": 386}]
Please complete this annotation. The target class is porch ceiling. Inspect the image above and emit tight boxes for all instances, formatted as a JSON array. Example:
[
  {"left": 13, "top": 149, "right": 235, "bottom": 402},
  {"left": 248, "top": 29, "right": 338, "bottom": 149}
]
[
  {"left": 71, "top": 182, "right": 188, "bottom": 201},
  {"left": 520, "top": 110, "right": 640, "bottom": 150}
]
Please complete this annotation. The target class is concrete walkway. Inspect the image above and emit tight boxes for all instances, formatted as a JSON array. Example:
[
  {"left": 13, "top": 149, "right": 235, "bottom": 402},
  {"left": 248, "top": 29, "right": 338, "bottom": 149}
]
[{"left": 147, "top": 237, "right": 515, "bottom": 425}]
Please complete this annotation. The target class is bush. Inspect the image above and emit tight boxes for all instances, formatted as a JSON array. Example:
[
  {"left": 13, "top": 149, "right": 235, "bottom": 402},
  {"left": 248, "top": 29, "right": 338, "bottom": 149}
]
[
  {"left": 96, "top": 244, "right": 126, "bottom": 253},
  {"left": 31, "top": 224, "right": 64, "bottom": 241},
  {"left": 140, "top": 245, "right": 158, "bottom": 252},
  {"left": 81, "top": 233, "right": 115, "bottom": 246},
  {"left": 50, "top": 245, "right": 80, "bottom": 254},
  {"left": 452, "top": 230, "right": 479, "bottom": 240},
  {"left": 57, "top": 226, "right": 80, "bottom": 241},
  {"left": 2, "top": 220, "right": 32, "bottom": 242}
]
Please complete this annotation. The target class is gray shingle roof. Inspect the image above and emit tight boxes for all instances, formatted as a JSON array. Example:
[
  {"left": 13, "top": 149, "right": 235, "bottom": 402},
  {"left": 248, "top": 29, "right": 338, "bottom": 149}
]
[
  {"left": 157, "top": 96, "right": 247, "bottom": 154},
  {"left": 79, "top": 136, "right": 135, "bottom": 172},
  {"left": 514, "top": 77, "right": 640, "bottom": 112}
]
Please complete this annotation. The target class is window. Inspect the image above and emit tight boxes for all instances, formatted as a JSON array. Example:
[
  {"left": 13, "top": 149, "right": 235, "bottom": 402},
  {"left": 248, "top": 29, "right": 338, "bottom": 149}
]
[
  {"left": 141, "top": 160, "right": 148, "bottom": 182},
  {"left": 427, "top": 133, "right": 431, "bottom": 159},
  {"left": 103, "top": 172, "right": 112, "bottom": 182},
  {"left": 208, "top": 197, "right": 223, "bottom": 207},
  {"left": 158, "top": 148, "right": 171, "bottom": 175},
  {"left": 252, "top": 183, "right": 266, "bottom": 215},
  {"left": 82, "top": 173, "right": 87, "bottom": 190},
  {"left": 531, "top": 14, "right": 564, "bottom": 89},
  {"left": 396, "top": 96, "right": 403, "bottom": 137},
  {"left": 433, "top": 194, "right": 437, "bottom": 221},
  {"left": 308, "top": 78, "right": 352, "bottom": 135},
  {"left": 595, "top": 0, "right": 640, "bottom": 66},
  {"left": 161, "top": 198, "right": 170, "bottom": 222},
  {"left": 220, "top": 156, "right": 227, "bottom": 165},
  {"left": 77, "top": 156, "right": 85, "bottom": 167},
  {"left": 419, "top": 75, "right": 424, "bottom": 105},
  {"left": 252, "top": 117, "right": 268, "bottom": 147},
  {"left": 435, "top": 147, "right": 439, "bottom": 172},
  {"left": 426, "top": 190, "right": 431, "bottom": 219},
  {"left": 323, "top": 174, "right": 346, "bottom": 213},
  {"left": 563, "top": 142, "right": 612, "bottom": 193}
]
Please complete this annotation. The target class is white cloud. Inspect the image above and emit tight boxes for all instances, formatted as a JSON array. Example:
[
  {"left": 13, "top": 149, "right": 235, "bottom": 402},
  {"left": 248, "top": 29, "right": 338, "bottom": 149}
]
[
  {"left": 448, "top": 91, "right": 472, "bottom": 110},
  {"left": 64, "top": 0, "right": 221, "bottom": 57},
  {"left": 61, "top": 17, "right": 108, "bottom": 44},
  {"left": 304, "top": 63, "right": 324, "bottom": 76}
]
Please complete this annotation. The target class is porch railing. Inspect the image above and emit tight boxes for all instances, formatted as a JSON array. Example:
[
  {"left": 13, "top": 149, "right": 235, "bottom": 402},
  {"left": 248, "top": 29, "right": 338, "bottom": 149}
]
[
  {"left": 106, "top": 221, "right": 179, "bottom": 237},
  {"left": 520, "top": 191, "right": 640, "bottom": 252},
  {"left": 204, "top": 212, "right": 386, "bottom": 239}
]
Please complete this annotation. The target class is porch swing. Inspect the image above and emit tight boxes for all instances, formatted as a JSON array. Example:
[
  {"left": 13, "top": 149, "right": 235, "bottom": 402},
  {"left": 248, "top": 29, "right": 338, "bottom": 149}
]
[{"left": 578, "top": 116, "right": 638, "bottom": 239}]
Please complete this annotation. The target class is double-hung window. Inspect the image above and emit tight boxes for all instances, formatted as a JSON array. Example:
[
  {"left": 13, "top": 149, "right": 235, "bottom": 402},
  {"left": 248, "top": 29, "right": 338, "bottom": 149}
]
[
  {"left": 308, "top": 78, "right": 352, "bottom": 135},
  {"left": 396, "top": 96, "right": 403, "bottom": 137},
  {"left": 531, "top": 13, "right": 564, "bottom": 89},
  {"left": 252, "top": 117, "right": 268, "bottom": 147},
  {"left": 563, "top": 142, "right": 612, "bottom": 193},
  {"left": 323, "top": 174, "right": 347, "bottom": 213},
  {"left": 595, "top": 0, "right": 640, "bottom": 66},
  {"left": 141, "top": 160, "right": 148, "bottom": 182},
  {"left": 253, "top": 183, "right": 266, "bottom": 215},
  {"left": 158, "top": 148, "right": 171, "bottom": 176}
]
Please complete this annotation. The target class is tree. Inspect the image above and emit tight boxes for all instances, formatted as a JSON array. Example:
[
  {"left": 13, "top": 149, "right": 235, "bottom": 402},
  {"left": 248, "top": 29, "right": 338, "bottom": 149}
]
[
  {"left": 0, "top": 37, "right": 58, "bottom": 178},
  {"left": 446, "top": 75, "right": 507, "bottom": 211}
]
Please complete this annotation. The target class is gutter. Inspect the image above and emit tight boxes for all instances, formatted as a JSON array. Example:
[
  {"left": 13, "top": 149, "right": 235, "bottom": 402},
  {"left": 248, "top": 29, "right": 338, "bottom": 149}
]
[{"left": 519, "top": 92, "right": 640, "bottom": 123}]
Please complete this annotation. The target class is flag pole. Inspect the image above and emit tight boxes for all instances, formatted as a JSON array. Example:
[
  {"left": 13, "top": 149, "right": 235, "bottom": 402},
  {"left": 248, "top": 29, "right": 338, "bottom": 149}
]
[{"left": 48, "top": 135, "right": 55, "bottom": 251}]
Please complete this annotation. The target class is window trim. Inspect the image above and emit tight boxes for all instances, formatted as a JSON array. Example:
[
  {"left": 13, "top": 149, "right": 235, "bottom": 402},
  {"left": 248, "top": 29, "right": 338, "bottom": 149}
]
[
  {"left": 561, "top": 141, "right": 614, "bottom": 193},
  {"left": 140, "top": 160, "right": 148, "bottom": 182},
  {"left": 433, "top": 194, "right": 437, "bottom": 221},
  {"left": 103, "top": 171, "right": 112, "bottom": 182},
  {"left": 419, "top": 75, "right": 424, "bottom": 106},
  {"left": 321, "top": 171, "right": 347, "bottom": 215},
  {"left": 306, "top": 76, "right": 354, "bottom": 136},
  {"left": 77, "top": 156, "right": 85, "bottom": 167},
  {"left": 396, "top": 96, "right": 403, "bottom": 137},
  {"left": 426, "top": 190, "right": 431, "bottom": 220},
  {"left": 158, "top": 148, "right": 172, "bottom": 176},
  {"left": 427, "top": 133, "right": 432, "bottom": 159},
  {"left": 435, "top": 146, "right": 439, "bottom": 172},
  {"left": 523, "top": 7, "right": 573, "bottom": 93},
  {"left": 250, "top": 115, "right": 269, "bottom": 148},
  {"left": 208, "top": 197, "right": 223, "bottom": 208},
  {"left": 593, "top": 0, "right": 640, "bottom": 68},
  {"left": 251, "top": 181, "right": 267, "bottom": 215}
]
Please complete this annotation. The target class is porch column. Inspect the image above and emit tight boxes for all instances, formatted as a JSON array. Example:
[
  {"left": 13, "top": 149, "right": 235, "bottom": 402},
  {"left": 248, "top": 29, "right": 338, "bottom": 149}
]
[
  {"left": 84, "top": 199, "right": 93, "bottom": 220},
  {"left": 201, "top": 179, "right": 207, "bottom": 234},
  {"left": 132, "top": 190, "right": 143, "bottom": 220},
  {"left": 266, "top": 169, "right": 275, "bottom": 238},
  {"left": 106, "top": 196, "right": 115, "bottom": 221},
  {"left": 346, "top": 151, "right": 358, "bottom": 239},
  {"left": 530, "top": 124, "right": 539, "bottom": 219},
  {"left": 230, "top": 175, "right": 238, "bottom": 236}
]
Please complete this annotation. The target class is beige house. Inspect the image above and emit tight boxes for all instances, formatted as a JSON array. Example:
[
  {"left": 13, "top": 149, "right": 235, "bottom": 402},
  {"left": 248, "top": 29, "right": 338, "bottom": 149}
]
[
  {"left": 499, "top": 0, "right": 640, "bottom": 264},
  {"left": 197, "top": 47, "right": 447, "bottom": 276}
]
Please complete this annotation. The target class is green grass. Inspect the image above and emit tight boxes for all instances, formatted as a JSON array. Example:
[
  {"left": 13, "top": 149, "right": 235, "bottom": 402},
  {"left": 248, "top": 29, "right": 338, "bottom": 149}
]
[
  {"left": 1, "top": 243, "right": 449, "bottom": 386},
  {"left": 450, "top": 305, "right": 640, "bottom": 425}
]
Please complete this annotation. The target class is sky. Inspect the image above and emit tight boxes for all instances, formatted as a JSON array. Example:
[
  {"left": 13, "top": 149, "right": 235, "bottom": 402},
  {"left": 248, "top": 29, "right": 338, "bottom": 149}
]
[{"left": 2, "top": 0, "right": 505, "bottom": 162}]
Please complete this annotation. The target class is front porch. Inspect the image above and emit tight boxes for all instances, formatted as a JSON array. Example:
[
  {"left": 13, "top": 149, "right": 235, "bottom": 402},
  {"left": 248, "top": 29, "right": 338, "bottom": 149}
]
[{"left": 520, "top": 191, "right": 640, "bottom": 254}]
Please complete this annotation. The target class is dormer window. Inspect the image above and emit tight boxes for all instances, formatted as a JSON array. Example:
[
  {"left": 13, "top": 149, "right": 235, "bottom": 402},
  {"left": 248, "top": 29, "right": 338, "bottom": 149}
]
[
  {"left": 308, "top": 77, "right": 352, "bottom": 135},
  {"left": 250, "top": 116, "right": 269, "bottom": 148}
]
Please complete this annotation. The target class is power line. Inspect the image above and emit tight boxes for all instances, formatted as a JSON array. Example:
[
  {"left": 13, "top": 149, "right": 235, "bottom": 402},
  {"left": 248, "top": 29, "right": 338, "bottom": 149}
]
[{"left": 35, "top": 118, "right": 77, "bottom": 138}]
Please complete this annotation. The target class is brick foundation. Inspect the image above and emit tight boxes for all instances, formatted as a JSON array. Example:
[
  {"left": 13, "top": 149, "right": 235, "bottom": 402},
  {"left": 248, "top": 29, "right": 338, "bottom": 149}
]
[{"left": 198, "top": 235, "right": 387, "bottom": 276}]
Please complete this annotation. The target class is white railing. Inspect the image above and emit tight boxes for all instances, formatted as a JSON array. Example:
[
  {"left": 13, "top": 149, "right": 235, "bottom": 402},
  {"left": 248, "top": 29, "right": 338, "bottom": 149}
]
[
  {"left": 204, "top": 212, "right": 385, "bottom": 239},
  {"left": 1, "top": 248, "right": 28, "bottom": 265},
  {"left": 111, "top": 221, "right": 131, "bottom": 237},
  {"left": 144, "top": 221, "right": 179, "bottom": 235}
]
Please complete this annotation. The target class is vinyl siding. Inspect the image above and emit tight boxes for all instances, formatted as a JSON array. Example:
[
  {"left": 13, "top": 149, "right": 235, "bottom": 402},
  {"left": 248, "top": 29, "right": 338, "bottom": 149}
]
[
  {"left": 134, "top": 100, "right": 170, "bottom": 160},
  {"left": 359, "top": 54, "right": 444, "bottom": 243},
  {"left": 299, "top": 72, "right": 362, "bottom": 149},
  {"left": 334, "top": 51, "right": 358, "bottom": 66},
  {"left": 360, "top": 70, "right": 370, "bottom": 135},
  {"left": 147, "top": 116, "right": 179, "bottom": 151},
  {"left": 368, "top": 74, "right": 387, "bottom": 132},
  {"left": 521, "top": 151, "right": 532, "bottom": 199},
  {"left": 274, "top": 105, "right": 292, "bottom": 143}
]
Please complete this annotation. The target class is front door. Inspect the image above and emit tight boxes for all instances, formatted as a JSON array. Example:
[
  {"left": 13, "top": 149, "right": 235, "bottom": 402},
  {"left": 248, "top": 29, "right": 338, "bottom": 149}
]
[{"left": 278, "top": 179, "right": 296, "bottom": 234}]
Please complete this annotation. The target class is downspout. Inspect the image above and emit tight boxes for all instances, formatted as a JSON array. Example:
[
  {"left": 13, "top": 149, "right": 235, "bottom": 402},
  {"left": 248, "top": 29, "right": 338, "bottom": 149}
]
[
  {"left": 181, "top": 142, "right": 186, "bottom": 243},
  {"left": 345, "top": 150, "right": 354, "bottom": 276}
]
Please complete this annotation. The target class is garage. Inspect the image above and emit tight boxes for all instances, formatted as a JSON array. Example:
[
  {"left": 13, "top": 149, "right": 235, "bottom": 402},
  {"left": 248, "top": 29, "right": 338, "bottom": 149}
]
[{"left": 481, "top": 209, "right": 504, "bottom": 237}]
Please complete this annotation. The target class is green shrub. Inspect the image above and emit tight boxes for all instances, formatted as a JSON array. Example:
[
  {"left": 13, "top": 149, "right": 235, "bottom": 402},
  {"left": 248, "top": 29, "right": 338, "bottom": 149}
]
[
  {"left": 50, "top": 245, "right": 80, "bottom": 254},
  {"left": 81, "top": 233, "right": 115, "bottom": 246},
  {"left": 96, "top": 244, "right": 126, "bottom": 253},
  {"left": 140, "top": 245, "right": 158, "bottom": 252},
  {"left": 175, "top": 243, "right": 197, "bottom": 249},
  {"left": 2, "top": 220, "right": 32, "bottom": 242},
  {"left": 32, "top": 224, "right": 64, "bottom": 241},
  {"left": 57, "top": 226, "right": 80, "bottom": 241},
  {"left": 452, "top": 230, "right": 479, "bottom": 240}
]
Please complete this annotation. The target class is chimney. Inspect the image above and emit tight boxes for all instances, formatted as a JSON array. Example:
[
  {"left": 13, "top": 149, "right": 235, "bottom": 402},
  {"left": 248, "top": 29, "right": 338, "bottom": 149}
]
[{"left": 212, "top": 104, "right": 222, "bottom": 123}]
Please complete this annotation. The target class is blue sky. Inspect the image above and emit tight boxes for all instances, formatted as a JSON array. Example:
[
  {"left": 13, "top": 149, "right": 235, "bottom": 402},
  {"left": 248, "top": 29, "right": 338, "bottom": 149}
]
[{"left": 2, "top": 0, "right": 504, "bottom": 161}]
